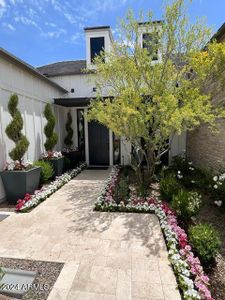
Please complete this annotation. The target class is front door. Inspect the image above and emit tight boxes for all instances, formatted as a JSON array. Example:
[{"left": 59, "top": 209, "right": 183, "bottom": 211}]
[{"left": 88, "top": 121, "right": 109, "bottom": 165}]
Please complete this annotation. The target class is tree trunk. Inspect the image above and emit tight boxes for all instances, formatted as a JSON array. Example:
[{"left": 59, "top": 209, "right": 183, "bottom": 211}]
[
  {"left": 130, "top": 142, "right": 156, "bottom": 188},
  {"left": 144, "top": 145, "right": 156, "bottom": 187}
]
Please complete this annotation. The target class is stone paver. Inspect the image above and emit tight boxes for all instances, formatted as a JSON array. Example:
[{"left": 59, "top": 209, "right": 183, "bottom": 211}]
[{"left": 0, "top": 169, "right": 181, "bottom": 300}]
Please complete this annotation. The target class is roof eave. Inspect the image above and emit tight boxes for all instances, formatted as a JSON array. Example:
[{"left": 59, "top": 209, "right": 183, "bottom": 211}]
[{"left": 210, "top": 22, "right": 225, "bottom": 43}]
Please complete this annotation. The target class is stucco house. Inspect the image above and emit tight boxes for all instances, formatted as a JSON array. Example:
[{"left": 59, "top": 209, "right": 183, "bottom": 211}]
[
  {"left": 37, "top": 25, "right": 186, "bottom": 166},
  {"left": 3, "top": 21, "right": 224, "bottom": 202},
  {"left": 187, "top": 22, "right": 225, "bottom": 172}
]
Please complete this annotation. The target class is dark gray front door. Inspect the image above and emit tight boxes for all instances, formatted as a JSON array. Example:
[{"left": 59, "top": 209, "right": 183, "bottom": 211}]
[{"left": 88, "top": 121, "right": 109, "bottom": 165}]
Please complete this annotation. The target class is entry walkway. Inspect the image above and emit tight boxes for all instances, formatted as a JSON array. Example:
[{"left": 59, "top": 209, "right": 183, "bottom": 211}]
[{"left": 0, "top": 170, "right": 181, "bottom": 300}]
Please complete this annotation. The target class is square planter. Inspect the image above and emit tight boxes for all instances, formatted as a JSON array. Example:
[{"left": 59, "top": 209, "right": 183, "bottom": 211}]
[
  {"left": 47, "top": 156, "right": 64, "bottom": 177},
  {"left": 1, "top": 167, "right": 41, "bottom": 205},
  {"left": 0, "top": 267, "right": 36, "bottom": 299},
  {"left": 62, "top": 151, "right": 82, "bottom": 169}
]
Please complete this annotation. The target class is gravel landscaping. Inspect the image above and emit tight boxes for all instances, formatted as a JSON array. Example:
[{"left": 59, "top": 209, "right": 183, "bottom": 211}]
[
  {"left": 0, "top": 202, "right": 15, "bottom": 213},
  {"left": 0, "top": 258, "right": 64, "bottom": 300}
]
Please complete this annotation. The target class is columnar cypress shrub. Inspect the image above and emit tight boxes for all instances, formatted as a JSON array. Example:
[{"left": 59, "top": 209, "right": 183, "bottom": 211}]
[
  {"left": 5, "top": 94, "right": 29, "bottom": 163},
  {"left": 64, "top": 110, "right": 73, "bottom": 147},
  {"left": 44, "top": 103, "right": 58, "bottom": 152}
]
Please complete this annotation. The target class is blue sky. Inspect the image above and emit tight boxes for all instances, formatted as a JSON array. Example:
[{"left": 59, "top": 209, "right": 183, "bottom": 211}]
[{"left": 0, "top": 0, "right": 224, "bottom": 67}]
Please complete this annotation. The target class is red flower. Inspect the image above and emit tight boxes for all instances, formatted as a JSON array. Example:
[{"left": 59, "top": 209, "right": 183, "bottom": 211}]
[{"left": 24, "top": 193, "right": 31, "bottom": 202}]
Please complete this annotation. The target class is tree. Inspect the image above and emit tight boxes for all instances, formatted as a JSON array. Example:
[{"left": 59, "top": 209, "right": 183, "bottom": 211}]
[
  {"left": 64, "top": 110, "right": 73, "bottom": 148},
  {"left": 44, "top": 103, "right": 58, "bottom": 152},
  {"left": 5, "top": 94, "right": 29, "bottom": 164},
  {"left": 87, "top": 0, "right": 225, "bottom": 186}
]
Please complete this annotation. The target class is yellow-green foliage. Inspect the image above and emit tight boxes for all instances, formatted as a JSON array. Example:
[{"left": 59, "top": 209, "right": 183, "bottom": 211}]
[{"left": 87, "top": 0, "right": 225, "bottom": 182}]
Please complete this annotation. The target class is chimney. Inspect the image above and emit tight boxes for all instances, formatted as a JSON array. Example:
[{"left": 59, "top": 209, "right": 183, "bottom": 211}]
[{"left": 84, "top": 26, "right": 113, "bottom": 68}]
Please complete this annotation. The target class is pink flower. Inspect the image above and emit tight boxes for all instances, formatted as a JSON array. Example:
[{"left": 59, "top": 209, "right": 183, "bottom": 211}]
[{"left": 24, "top": 193, "right": 31, "bottom": 202}]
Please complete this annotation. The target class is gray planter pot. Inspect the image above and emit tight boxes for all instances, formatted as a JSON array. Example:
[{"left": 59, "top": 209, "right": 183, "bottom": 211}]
[
  {"left": 48, "top": 157, "right": 64, "bottom": 177},
  {"left": 1, "top": 167, "right": 41, "bottom": 205}
]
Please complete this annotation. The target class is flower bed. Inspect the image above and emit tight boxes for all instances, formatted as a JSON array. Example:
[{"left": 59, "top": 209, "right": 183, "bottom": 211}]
[
  {"left": 95, "top": 166, "right": 214, "bottom": 300},
  {"left": 16, "top": 162, "right": 86, "bottom": 212}
]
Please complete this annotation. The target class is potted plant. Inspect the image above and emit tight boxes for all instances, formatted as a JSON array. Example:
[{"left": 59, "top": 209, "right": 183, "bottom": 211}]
[
  {"left": 62, "top": 110, "right": 81, "bottom": 169},
  {"left": 1, "top": 94, "right": 41, "bottom": 204},
  {"left": 42, "top": 103, "right": 64, "bottom": 177}
]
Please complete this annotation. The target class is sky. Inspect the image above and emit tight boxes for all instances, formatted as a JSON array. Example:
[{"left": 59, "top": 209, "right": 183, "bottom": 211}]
[{"left": 0, "top": 0, "right": 224, "bottom": 67}]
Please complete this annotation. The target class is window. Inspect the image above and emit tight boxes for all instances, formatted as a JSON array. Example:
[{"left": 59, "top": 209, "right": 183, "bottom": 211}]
[
  {"left": 113, "top": 134, "right": 121, "bottom": 165},
  {"left": 77, "top": 109, "right": 85, "bottom": 160},
  {"left": 90, "top": 37, "right": 105, "bottom": 63},
  {"left": 142, "top": 33, "right": 159, "bottom": 61}
]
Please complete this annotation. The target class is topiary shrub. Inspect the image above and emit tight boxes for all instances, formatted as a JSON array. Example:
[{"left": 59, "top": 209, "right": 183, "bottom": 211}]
[
  {"left": 33, "top": 160, "right": 53, "bottom": 184},
  {"left": 5, "top": 94, "right": 29, "bottom": 164},
  {"left": 189, "top": 223, "right": 221, "bottom": 263},
  {"left": 44, "top": 103, "right": 58, "bottom": 152},
  {"left": 172, "top": 189, "right": 202, "bottom": 219},
  {"left": 160, "top": 173, "right": 181, "bottom": 201},
  {"left": 64, "top": 110, "right": 73, "bottom": 148}
]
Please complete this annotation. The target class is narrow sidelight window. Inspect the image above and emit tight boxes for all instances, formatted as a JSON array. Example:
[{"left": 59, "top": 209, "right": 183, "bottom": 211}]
[
  {"left": 113, "top": 134, "right": 121, "bottom": 165},
  {"left": 77, "top": 109, "right": 85, "bottom": 160}
]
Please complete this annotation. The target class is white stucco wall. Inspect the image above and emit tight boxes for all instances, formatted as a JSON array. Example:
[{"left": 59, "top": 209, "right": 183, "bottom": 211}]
[
  {"left": 120, "top": 138, "right": 131, "bottom": 166},
  {"left": 51, "top": 73, "right": 109, "bottom": 99},
  {"left": 0, "top": 56, "right": 66, "bottom": 202},
  {"left": 169, "top": 132, "right": 187, "bottom": 163}
]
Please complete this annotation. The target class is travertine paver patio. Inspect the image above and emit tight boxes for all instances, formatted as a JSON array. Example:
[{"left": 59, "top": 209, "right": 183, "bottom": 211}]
[{"left": 0, "top": 169, "right": 181, "bottom": 300}]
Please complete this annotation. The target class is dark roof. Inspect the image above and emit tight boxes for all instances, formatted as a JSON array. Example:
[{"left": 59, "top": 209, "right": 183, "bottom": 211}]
[
  {"left": 210, "top": 22, "right": 225, "bottom": 42},
  {"left": 0, "top": 47, "right": 68, "bottom": 93},
  {"left": 84, "top": 26, "right": 110, "bottom": 31},
  {"left": 138, "top": 20, "right": 164, "bottom": 26},
  {"left": 37, "top": 60, "right": 87, "bottom": 77}
]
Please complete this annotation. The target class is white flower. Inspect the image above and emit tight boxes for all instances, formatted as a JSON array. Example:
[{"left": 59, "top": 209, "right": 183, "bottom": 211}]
[
  {"left": 215, "top": 200, "right": 222, "bottom": 207},
  {"left": 19, "top": 163, "right": 86, "bottom": 212},
  {"left": 177, "top": 170, "right": 181, "bottom": 174},
  {"left": 219, "top": 174, "right": 225, "bottom": 181},
  {"left": 213, "top": 176, "right": 218, "bottom": 182},
  {"left": 214, "top": 184, "right": 218, "bottom": 189}
]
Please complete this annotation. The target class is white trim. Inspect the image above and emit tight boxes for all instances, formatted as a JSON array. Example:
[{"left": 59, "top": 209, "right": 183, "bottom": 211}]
[
  {"left": 39, "top": 100, "right": 44, "bottom": 152},
  {"left": 109, "top": 129, "right": 113, "bottom": 166},
  {"left": 57, "top": 105, "right": 61, "bottom": 150},
  {"left": 72, "top": 108, "right": 78, "bottom": 148},
  {"left": 23, "top": 101, "right": 29, "bottom": 161},
  {"left": 84, "top": 108, "right": 89, "bottom": 165}
]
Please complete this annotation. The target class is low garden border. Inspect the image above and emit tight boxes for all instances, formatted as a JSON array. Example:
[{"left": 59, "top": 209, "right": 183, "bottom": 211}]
[
  {"left": 16, "top": 162, "right": 87, "bottom": 213},
  {"left": 95, "top": 166, "right": 213, "bottom": 300}
]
